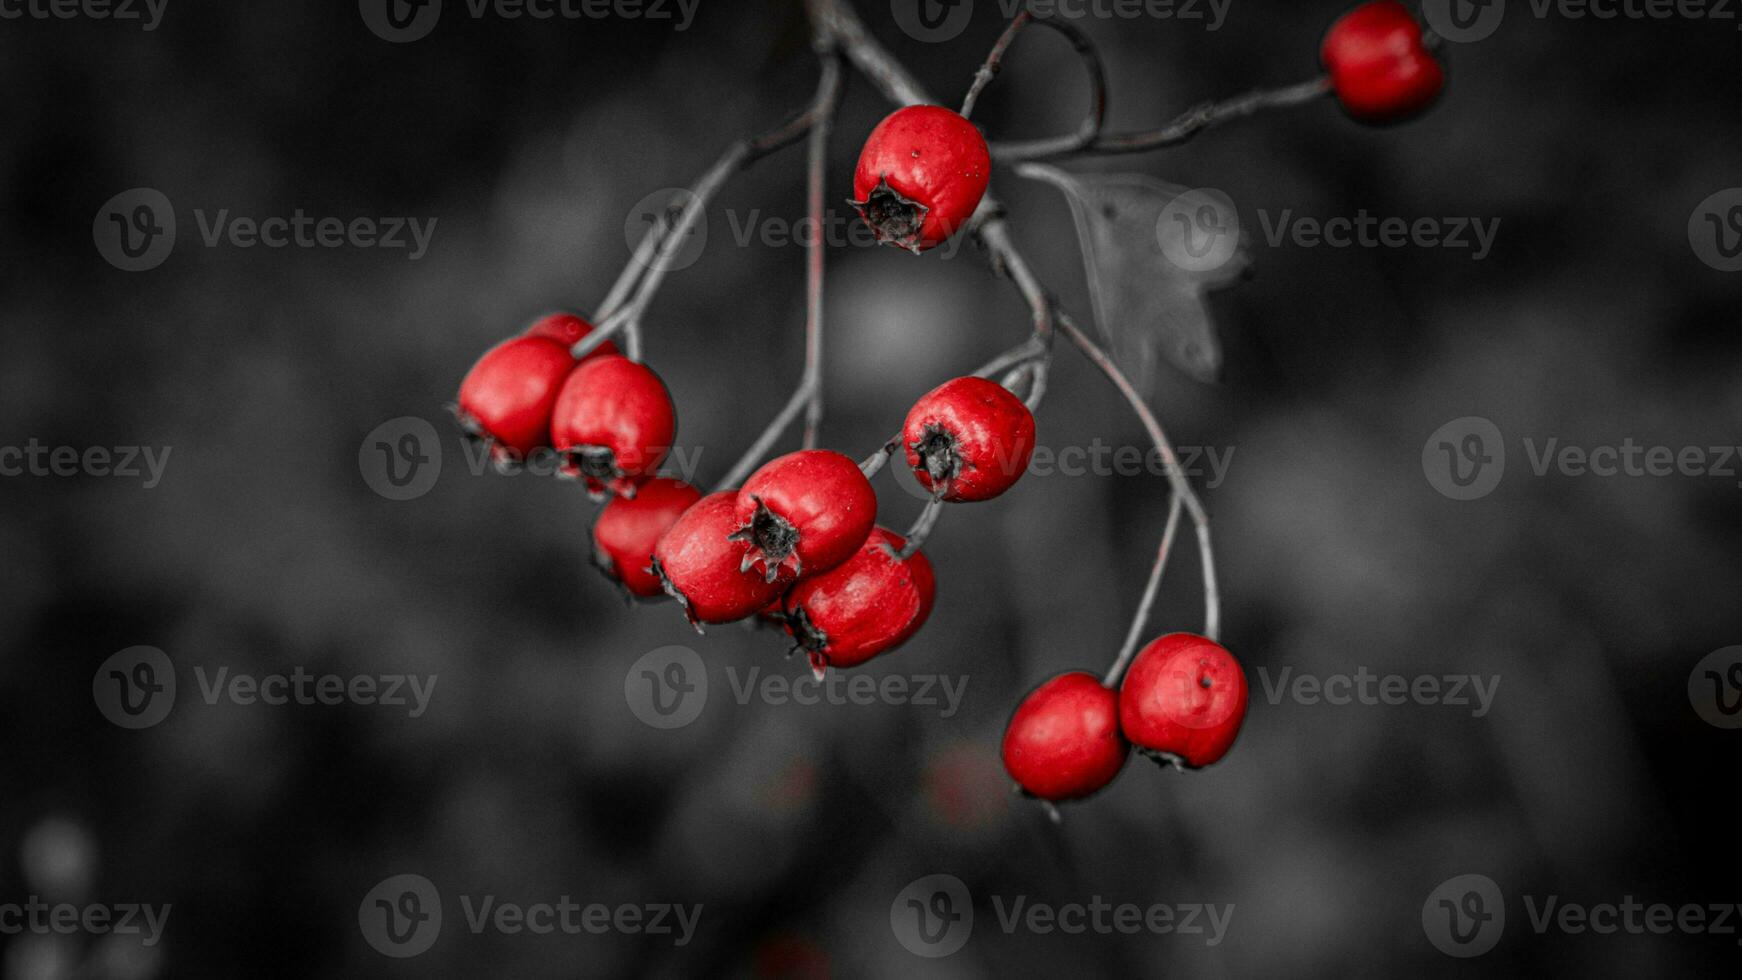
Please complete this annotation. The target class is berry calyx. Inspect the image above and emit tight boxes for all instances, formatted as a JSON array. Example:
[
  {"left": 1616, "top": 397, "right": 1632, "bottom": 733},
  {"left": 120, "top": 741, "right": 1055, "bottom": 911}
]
[
  {"left": 731, "top": 450, "right": 878, "bottom": 582},
  {"left": 1118, "top": 633, "right": 1248, "bottom": 769},
  {"left": 782, "top": 527, "right": 936, "bottom": 677},
  {"left": 523, "top": 312, "right": 620, "bottom": 355},
  {"left": 453, "top": 334, "right": 576, "bottom": 466},
  {"left": 902, "top": 376, "right": 1036, "bottom": 502},
  {"left": 1001, "top": 672, "right": 1129, "bottom": 803},
  {"left": 550, "top": 355, "right": 677, "bottom": 499},
  {"left": 851, "top": 105, "right": 991, "bottom": 253},
  {"left": 592, "top": 477, "right": 703, "bottom": 598},
  {"left": 1321, "top": 0, "right": 1444, "bottom": 124},
  {"left": 653, "top": 491, "right": 792, "bottom": 628}
]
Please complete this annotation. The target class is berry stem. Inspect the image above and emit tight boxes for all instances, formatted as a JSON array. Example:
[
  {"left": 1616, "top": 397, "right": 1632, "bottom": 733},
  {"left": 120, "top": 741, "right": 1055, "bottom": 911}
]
[
  {"left": 961, "top": 12, "right": 1107, "bottom": 159},
  {"left": 991, "top": 76, "right": 1331, "bottom": 162},
  {"left": 1104, "top": 493, "right": 1183, "bottom": 688},
  {"left": 893, "top": 495, "right": 944, "bottom": 560}
]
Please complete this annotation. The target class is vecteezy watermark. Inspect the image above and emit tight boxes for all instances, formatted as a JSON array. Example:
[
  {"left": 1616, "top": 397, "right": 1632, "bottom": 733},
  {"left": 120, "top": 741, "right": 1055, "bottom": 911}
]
[
  {"left": 0, "top": 0, "right": 167, "bottom": 30},
  {"left": 358, "top": 874, "right": 702, "bottom": 958},
  {"left": 359, "top": 0, "right": 700, "bottom": 43},
  {"left": 1256, "top": 209, "right": 1501, "bottom": 261},
  {"left": 1689, "top": 189, "right": 1742, "bottom": 272},
  {"left": 1257, "top": 666, "right": 1500, "bottom": 718},
  {"left": 890, "top": 0, "right": 1229, "bottom": 43},
  {"left": 889, "top": 875, "right": 1231, "bottom": 958},
  {"left": 624, "top": 646, "right": 969, "bottom": 730},
  {"left": 0, "top": 898, "right": 171, "bottom": 948},
  {"left": 92, "top": 646, "right": 437, "bottom": 730},
  {"left": 722, "top": 206, "right": 978, "bottom": 260},
  {"left": 0, "top": 440, "right": 171, "bottom": 489},
  {"left": 357, "top": 415, "right": 708, "bottom": 501},
  {"left": 1424, "top": 874, "right": 1742, "bottom": 958},
  {"left": 886, "top": 440, "right": 1233, "bottom": 503},
  {"left": 1689, "top": 646, "right": 1742, "bottom": 728},
  {"left": 93, "top": 189, "right": 437, "bottom": 272},
  {"left": 1424, "top": 0, "right": 1741, "bottom": 44},
  {"left": 1422, "top": 417, "right": 1742, "bottom": 500}
]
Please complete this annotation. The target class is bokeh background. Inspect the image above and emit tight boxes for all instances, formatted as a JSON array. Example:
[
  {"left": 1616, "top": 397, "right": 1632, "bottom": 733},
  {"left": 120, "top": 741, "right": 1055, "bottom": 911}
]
[{"left": 3, "top": 0, "right": 1740, "bottom": 976}]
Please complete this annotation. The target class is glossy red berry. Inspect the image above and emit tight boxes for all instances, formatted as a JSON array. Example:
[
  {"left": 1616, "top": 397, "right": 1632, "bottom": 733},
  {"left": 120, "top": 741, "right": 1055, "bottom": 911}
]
[
  {"left": 902, "top": 376, "right": 1036, "bottom": 502},
  {"left": 592, "top": 477, "right": 703, "bottom": 598},
  {"left": 782, "top": 527, "right": 936, "bottom": 677},
  {"left": 732, "top": 450, "right": 877, "bottom": 582},
  {"left": 1321, "top": 0, "right": 1444, "bottom": 123},
  {"left": 1118, "top": 633, "right": 1248, "bottom": 769},
  {"left": 523, "top": 312, "right": 620, "bottom": 355},
  {"left": 454, "top": 334, "right": 574, "bottom": 464},
  {"left": 654, "top": 492, "right": 791, "bottom": 628},
  {"left": 1002, "top": 672, "right": 1128, "bottom": 802},
  {"left": 551, "top": 355, "right": 676, "bottom": 499},
  {"left": 851, "top": 105, "right": 991, "bottom": 253}
]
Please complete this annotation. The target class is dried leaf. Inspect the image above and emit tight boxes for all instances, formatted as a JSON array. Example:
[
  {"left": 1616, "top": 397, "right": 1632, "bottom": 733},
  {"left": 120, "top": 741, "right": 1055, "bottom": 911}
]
[{"left": 1018, "top": 163, "right": 1247, "bottom": 387}]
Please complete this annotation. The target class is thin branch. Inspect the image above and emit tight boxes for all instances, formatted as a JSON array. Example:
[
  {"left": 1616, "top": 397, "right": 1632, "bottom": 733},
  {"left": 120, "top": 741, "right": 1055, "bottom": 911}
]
[
  {"left": 964, "top": 13, "right": 1108, "bottom": 160},
  {"left": 960, "top": 12, "right": 1031, "bottom": 118},
  {"left": 992, "top": 76, "right": 1331, "bottom": 163},
  {"left": 1104, "top": 493, "right": 1183, "bottom": 687},
  {"left": 894, "top": 495, "right": 944, "bottom": 559}
]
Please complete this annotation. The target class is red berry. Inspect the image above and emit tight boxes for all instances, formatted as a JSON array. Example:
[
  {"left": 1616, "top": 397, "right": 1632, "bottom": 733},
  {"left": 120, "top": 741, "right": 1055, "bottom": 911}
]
[
  {"left": 1118, "top": 633, "right": 1248, "bottom": 769},
  {"left": 902, "top": 376, "right": 1036, "bottom": 502},
  {"left": 523, "top": 312, "right": 621, "bottom": 356},
  {"left": 1321, "top": 0, "right": 1444, "bottom": 123},
  {"left": 551, "top": 355, "right": 677, "bottom": 499},
  {"left": 851, "top": 105, "right": 991, "bottom": 253},
  {"left": 732, "top": 450, "right": 877, "bottom": 583},
  {"left": 1001, "top": 672, "right": 1128, "bottom": 802},
  {"left": 592, "top": 477, "right": 702, "bottom": 598},
  {"left": 654, "top": 492, "right": 791, "bottom": 627},
  {"left": 782, "top": 527, "right": 936, "bottom": 676},
  {"left": 454, "top": 334, "right": 574, "bottom": 463}
]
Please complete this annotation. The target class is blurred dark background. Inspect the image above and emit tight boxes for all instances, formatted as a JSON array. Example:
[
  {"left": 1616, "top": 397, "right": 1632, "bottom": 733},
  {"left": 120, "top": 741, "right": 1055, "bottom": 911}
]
[{"left": 3, "top": 0, "right": 1739, "bottom": 976}]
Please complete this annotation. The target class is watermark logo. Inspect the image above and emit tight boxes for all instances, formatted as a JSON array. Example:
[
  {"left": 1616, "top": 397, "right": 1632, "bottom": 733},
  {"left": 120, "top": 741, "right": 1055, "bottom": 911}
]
[
  {"left": 625, "top": 188, "right": 707, "bottom": 273},
  {"left": 1422, "top": 0, "right": 1507, "bottom": 42},
  {"left": 1689, "top": 189, "right": 1742, "bottom": 272},
  {"left": 890, "top": 0, "right": 974, "bottom": 42},
  {"left": 1257, "top": 667, "right": 1499, "bottom": 718},
  {"left": 0, "top": 0, "right": 167, "bottom": 29},
  {"left": 891, "top": 874, "right": 973, "bottom": 957},
  {"left": 92, "top": 646, "right": 177, "bottom": 730},
  {"left": 1157, "top": 188, "right": 1240, "bottom": 273},
  {"left": 359, "top": 874, "right": 443, "bottom": 958},
  {"left": 1689, "top": 646, "right": 1742, "bottom": 729},
  {"left": 0, "top": 898, "right": 171, "bottom": 947},
  {"left": 624, "top": 646, "right": 708, "bottom": 729},
  {"left": 359, "top": 417, "right": 444, "bottom": 501},
  {"left": 1423, "top": 874, "right": 1506, "bottom": 957},
  {"left": 365, "top": 0, "right": 700, "bottom": 42},
  {"left": 1422, "top": 417, "right": 1506, "bottom": 500},
  {"left": 93, "top": 188, "right": 176, "bottom": 272},
  {"left": 1, "top": 440, "right": 172, "bottom": 488},
  {"left": 359, "top": 0, "right": 442, "bottom": 41},
  {"left": 1256, "top": 209, "right": 1500, "bottom": 261}
]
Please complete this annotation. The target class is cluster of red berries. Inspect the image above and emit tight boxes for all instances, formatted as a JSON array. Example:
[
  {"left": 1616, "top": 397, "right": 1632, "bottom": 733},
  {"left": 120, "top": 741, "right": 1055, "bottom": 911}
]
[
  {"left": 455, "top": 319, "right": 1036, "bottom": 677},
  {"left": 1002, "top": 633, "right": 1249, "bottom": 804}
]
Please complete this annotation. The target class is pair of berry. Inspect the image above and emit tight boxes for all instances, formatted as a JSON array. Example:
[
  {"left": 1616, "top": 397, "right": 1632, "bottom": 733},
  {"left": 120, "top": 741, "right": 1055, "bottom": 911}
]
[
  {"left": 454, "top": 313, "right": 676, "bottom": 499},
  {"left": 1002, "top": 633, "right": 1249, "bottom": 803}
]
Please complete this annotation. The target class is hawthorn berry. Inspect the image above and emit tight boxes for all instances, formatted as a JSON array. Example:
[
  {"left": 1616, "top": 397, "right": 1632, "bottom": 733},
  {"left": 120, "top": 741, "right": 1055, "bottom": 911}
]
[
  {"left": 782, "top": 527, "right": 936, "bottom": 677},
  {"left": 654, "top": 492, "right": 791, "bottom": 628},
  {"left": 732, "top": 450, "right": 877, "bottom": 582},
  {"left": 551, "top": 355, "right": 677, "bottom": 499},
  {"left": 592, "top": 477, "right": 703, "bottom": 598},
  {"left": 453, "top": 335, "right": 574, "bottom": 464},
  {"left": 523, "top": 312, "right": 620, "bottom": 354},
  {"left": 1001, "top": 672, "right": 1129, "bottom": 803},
  {"left": 1321, "top": 0, "right": 1444, "bottom": 123},
  {"left": 851, "top": 105, "right": 991, "bottom": 253},
  {"left": 1118, "top": 633, "right": 1248, "bottom": 769},
  {"left": 902, "top": 376, "right": 1036, "bottom": 502}
]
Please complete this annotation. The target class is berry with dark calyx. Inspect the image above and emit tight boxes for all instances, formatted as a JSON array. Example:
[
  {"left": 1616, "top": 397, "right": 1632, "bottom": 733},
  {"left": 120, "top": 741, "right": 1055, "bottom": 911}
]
[
  {"left": 1118, "top": 633, "right": 1248, "bottom": 770},
  {"left": 1321, "top": 0, "right": 1444, "bottom": 124},
  {"left": 902, "top": 376, "right": 1036, "bottom": 502},
  {"left": 1001, "top": 672, "right": 1128, "bottom": 804},
  {"left": 592, "top": 477, "right": 702, "bottom": 598},
  {"left": 783, "top": 527, "right": 936, "bottom": 678},
  {"left": 731, "top": 450, "right": 877, "bottom": 583},
  {"left": 551, "top": 355, "right": 676, "bottom": 499},
  {"left": 654, "top": 492, "right": 792, "bottom": 629},
  {"left": 851, "top": 105, "right": 991, "bottom": 253},
  {"left": 453, "top": 333, "right": 575, "bottom": 467},
  {"left": 523, "top": 312, "right": 621, "bottom": 356}
]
